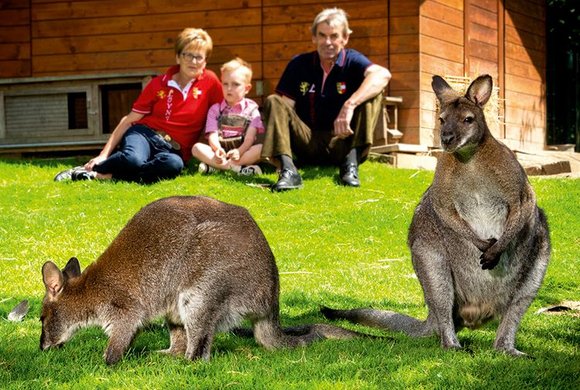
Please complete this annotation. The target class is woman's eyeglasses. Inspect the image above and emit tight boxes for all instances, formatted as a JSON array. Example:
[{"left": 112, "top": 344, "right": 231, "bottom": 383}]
[{"left": 180, "top": 52, "right": 205, "bottom": 63}]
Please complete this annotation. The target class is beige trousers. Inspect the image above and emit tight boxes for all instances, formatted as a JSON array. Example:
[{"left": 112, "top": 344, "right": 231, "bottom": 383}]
[{"left": 260, "top": 94, "right": 382, "bottom": 166}]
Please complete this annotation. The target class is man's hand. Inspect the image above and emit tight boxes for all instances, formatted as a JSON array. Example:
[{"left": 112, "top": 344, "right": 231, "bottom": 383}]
[{"left": 333, "top": 102, "right": 355, "bottom": 139}]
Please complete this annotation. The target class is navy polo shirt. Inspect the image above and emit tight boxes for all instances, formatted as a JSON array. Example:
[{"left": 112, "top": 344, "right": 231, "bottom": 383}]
[{"left": 275, "top": 48, "right": 372, "bottom": 132}]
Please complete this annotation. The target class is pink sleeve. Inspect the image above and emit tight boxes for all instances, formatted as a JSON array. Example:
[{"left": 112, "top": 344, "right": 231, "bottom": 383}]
[
  {"left": 250, "top": 111, "right": 264, "bottom": 134},
  {"left": 204, "top": 102, "right": 221, "bottom": 134}
]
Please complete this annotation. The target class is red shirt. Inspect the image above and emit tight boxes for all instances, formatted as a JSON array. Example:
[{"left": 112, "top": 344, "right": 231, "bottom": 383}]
[{"left": 132, "top": 65, "right": 223, "bottom": 161}]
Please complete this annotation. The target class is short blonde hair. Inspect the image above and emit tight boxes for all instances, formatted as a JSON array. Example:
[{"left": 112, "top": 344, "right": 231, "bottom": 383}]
[
  {"left": 311, "top": 8, "right": 352, "bottom": 38},
  {"left": 221, "top": 57, "right": 253, "bottom": 84},
  {"left": 175, "top": 28, "right": 213, "bottom": 58}
]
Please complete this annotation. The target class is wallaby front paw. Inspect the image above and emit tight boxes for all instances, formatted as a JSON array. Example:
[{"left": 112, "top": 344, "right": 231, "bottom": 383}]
[{"left": 480, "top": 251, "right": 501, "bottom": 270}]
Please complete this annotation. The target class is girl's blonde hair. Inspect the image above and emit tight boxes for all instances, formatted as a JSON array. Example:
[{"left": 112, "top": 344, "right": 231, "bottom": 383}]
[
  {"left": 221, "top": 57, "right": 253, "bottom": 84},
  {"left": 175, "top": 28, "right": 213, "bottom": 58}
]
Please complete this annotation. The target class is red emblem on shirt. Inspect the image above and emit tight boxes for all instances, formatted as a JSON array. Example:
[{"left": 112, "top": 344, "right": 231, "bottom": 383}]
[
  {"left": 337, "top": 82, "right": 346, "bottom": 95},
  {"left": 156, "top": 90, "right": 166, "bottom": 99},
  {"left": 192, "top": 87, "right": 202, "bottom": 99}
]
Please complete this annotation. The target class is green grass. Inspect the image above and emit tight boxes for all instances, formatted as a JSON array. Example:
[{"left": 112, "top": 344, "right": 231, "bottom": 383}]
[{"left": 0, "top": 157, "right": 578, "bottom": 389}]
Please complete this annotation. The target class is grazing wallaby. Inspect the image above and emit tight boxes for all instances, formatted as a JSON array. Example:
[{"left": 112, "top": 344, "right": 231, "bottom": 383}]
[
  {"left": 323, "top": 75, "right": 550, "bottom": 356},
  {"left": 40, "top": 196, "right": 361, "bottom": 365}
]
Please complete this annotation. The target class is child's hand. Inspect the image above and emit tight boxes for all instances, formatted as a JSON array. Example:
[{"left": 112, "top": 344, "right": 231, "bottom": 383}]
[
  {"left": 215, "top": 147, "right": 226, "bottom": 158},
  {"left": 226, "top": 149, "right": 240, "bottom": 161},
  {"left": 214, "top": 147, "right": 227, "bottom": 164}
]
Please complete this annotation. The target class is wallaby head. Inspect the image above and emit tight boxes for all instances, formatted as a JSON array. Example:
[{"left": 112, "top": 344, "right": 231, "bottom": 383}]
[
  {"left": 432, "top": 75, "right": 493, "bottom": 156},
  {"left": 40, "top": 257, "right": 82, "bottom": 350}
]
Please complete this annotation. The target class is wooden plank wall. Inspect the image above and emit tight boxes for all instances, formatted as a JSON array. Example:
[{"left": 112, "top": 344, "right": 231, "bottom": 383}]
[
  {"left": 503, "top": 0, "right": 546, "bottom": 151},
  {"left": 465, "top": 0, "right": 501, "bottom": 138},
  {"left": 418, "top": 0, "right": 546, "bottom": 151},
  {"left": 0, "top": 0, "right": 31, "bottom": 78},
  {"left": 389, "top": 0, "right": 420, "bottom": 144},
  {"left": 28, "top": 0, "right": 263, "bottom": 81},
  {"left": 465, "top": 0, "right": 499, "bottom": 81},
  {"left": 418, "top": 0, "right": 464, "bottom": 147},
  {"left": 0, "top": 0, "right": 547, "bottom": 151},
  {"left": 0, "top": 1, "right": 389, "bottom": 105}
]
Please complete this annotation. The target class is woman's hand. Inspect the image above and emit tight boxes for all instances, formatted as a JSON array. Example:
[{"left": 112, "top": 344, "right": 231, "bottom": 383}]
[{"left": 84, "top": 155, "right": 107, "bottom": 171}]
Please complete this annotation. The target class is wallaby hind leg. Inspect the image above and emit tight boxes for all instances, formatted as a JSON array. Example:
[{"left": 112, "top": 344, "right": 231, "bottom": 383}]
[
  {"left": 411, "top": 247, "right": 461, "bottom": 350},
  {"left": 158, "top": 322, "right": 187, "bottom": 356},
  {"left": 185, "top": 331, "right": 216, "bottom": 361},
  {"left": 494, "top": 233, "right": 550, "bottom": 357},
  {"left": 493, "top": 302, "right": 529, "bottom": 357},
  {"left": 178, "top": 292, "right": 220, "bottom": 361},
  {"left": 253, "top": 316, "right": 293, "bottom": 350}
]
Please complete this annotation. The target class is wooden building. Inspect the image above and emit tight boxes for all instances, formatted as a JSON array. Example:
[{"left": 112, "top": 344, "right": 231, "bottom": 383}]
[{"left": 0, "top": 0, "right": 546, "bottom": 153}]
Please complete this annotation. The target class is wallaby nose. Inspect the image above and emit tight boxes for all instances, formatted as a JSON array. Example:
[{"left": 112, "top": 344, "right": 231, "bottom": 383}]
[{"left": 440, "top": 130, "right": 456, "bottom": 146}]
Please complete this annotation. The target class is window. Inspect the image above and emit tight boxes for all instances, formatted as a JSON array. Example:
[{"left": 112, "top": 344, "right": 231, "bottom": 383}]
[{"left": 100, "top": 83, "right": 142, "bottom": 134}]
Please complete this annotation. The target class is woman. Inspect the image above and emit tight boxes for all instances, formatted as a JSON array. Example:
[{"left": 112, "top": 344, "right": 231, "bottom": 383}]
[{"left": 55, "top": 28, "right": 223, "bottom": 183}]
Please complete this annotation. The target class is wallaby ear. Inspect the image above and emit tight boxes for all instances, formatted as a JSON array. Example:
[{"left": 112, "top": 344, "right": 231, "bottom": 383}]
[
  {"left": 42, "top": 261, "right": 65, "bottom": 299},
  {"left": 465, "top": 74, "right": 493, "bottom": 107},
  {"left": 432, "top": 75, "right": 459, "bottom": 105},
  {"left": 63, "top": 257, "right": 81, "bottom": 280}
]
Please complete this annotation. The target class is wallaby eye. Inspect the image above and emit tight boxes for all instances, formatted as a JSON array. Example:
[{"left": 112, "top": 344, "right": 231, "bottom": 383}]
[{"left": 464, "top": 116, "right": 474, "bottom": 124}]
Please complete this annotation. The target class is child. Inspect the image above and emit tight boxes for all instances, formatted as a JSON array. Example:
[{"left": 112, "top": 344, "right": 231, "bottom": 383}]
[{"left": 192, "top": 58, "right": 264, "bottom": 175}]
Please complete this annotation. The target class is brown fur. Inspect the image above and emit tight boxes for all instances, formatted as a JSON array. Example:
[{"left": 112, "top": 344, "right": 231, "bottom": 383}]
[
  {"left": 323, "top": 75, "right": 550, "bottom": 356},
  {"left": 40, "top": 196, "right": 361, "bottom": 365}
]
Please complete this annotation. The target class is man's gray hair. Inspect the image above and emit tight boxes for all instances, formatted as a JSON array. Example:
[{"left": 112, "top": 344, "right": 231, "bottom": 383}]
[{"left": 311, "top": 8, "right": 353, "bottom": 37}]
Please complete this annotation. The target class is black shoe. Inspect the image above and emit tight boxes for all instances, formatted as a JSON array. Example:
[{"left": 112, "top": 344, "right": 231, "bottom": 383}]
[
  {"left": 71, "top": 167, "right": 96, "bottom": 181},
  {"left": 340, "top": 163, "right": 360, "bottom": 187},
  {"left": 271, "top": 169, "right": 303, "bottom": 192}
]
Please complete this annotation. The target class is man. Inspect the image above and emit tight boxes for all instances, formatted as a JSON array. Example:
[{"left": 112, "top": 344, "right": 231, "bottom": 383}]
[{"left": 261, "top": 8, "right": 391, "bottom": 191}]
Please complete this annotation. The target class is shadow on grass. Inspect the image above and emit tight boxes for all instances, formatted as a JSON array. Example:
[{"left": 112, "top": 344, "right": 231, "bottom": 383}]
[
  {"left": 3, "top": 292, "right": 578, "bottom": 390},
  {"left": 0, "top": 155, "right": 355, "bottom": 189},
  {"left": 0, "top": 155, "right": 90, "bottom": 169},
  {"left": 214, "top": 163, "right": 352, "bottom": 186}
]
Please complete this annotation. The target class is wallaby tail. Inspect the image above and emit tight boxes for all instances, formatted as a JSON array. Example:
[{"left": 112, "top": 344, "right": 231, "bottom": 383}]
[
  {"left": 250, "top": 319, "right": 368, "bottom": 350},
  {"left": 283, "top": 323, "right": 370, "bottom": 340},
  {"left": 321, "top": 306, "right": 434, "bottom": 338}
]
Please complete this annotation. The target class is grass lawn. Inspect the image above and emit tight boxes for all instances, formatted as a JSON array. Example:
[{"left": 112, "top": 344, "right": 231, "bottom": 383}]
[{"left": 0, "top": 157, "right": 578, "bottom": 389}]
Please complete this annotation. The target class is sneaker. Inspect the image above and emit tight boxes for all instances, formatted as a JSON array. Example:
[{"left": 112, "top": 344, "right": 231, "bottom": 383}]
[
  {"left": 54, "top": 166, "right": 85, "bottom": 182},
  {"left": 71, "top": 167, "right": 97, "bottom": 181},
  {"left": 198, "top": 162, "right": 217, "bottom": 174},
  {"left": 238, "top": 165, "right": 263, "bottom": 176}
]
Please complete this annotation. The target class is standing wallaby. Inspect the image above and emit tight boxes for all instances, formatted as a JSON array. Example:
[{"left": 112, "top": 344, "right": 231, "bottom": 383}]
[
  {"left": 40, "top": 196, "right": 361, "bottom": 365},
  {"left": 323, "top": 75, "right": 550, "bottom": 356}
]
